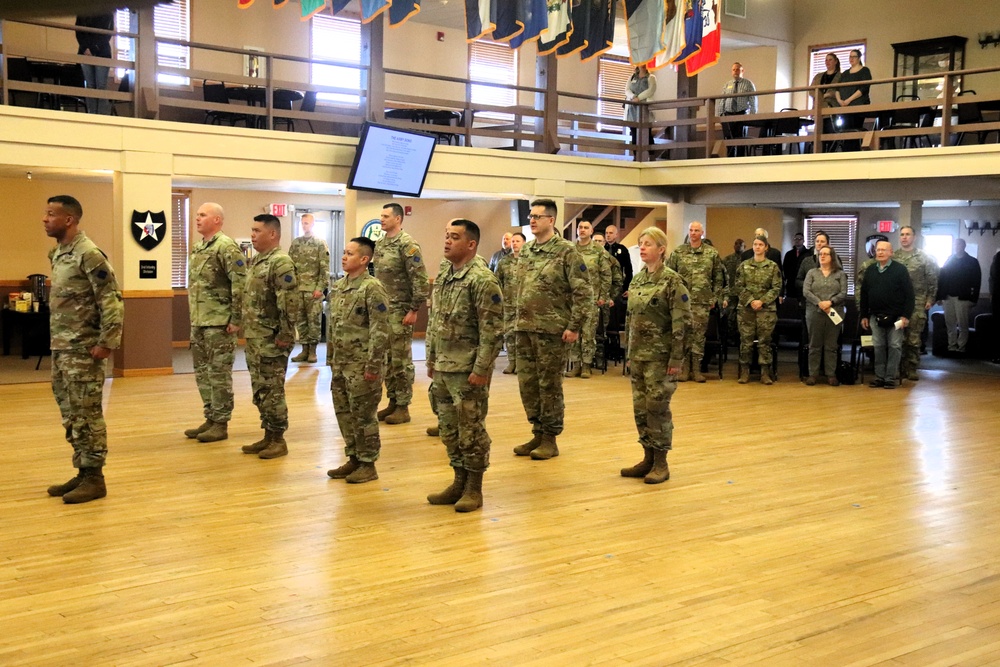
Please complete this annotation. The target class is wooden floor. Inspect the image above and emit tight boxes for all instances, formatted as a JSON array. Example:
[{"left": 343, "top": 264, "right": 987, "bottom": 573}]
[{"left": 3, "top": 359, "right": 1000, "bottom": 666}]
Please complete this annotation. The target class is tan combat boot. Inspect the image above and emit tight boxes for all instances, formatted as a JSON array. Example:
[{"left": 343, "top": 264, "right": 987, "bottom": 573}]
[
  {"left": 643, "top": 450, "right": 670, "bottom": 484},
  {"left": 184, "top": 419, "right": 212, "bottom": 439},
  {"left": 678, "top": 357, "right": 690, "bottom": 382},
  {"left": 692, "top": 357, "right": 706, "bottom": 383},
  {"left": 426, "top": 424, "right": 440, "bottom": 437},
  {"left": 502, "top": 362, "right": 516, "bottom": 374},
  {"left": 530, "top": 434, "right": 559, "bottom": 460},
  {"left": 454, "top": 470, "right": 484, "bottom": 512},
  {"left": 620, "top": 447, "right": 654, "bottom": 478},
  {"left": 258, "top": 431, "right": 288, "bottom": 459},
  {"left": 377, "top": 400, "right": 396, "bottom": 422},
  {"left": 62, "top": 467, "right": 107, "bottom": 504},
  {"left": 738, "top": 367, "right": 750, "bottom": 384},
  {"left": 513, "top": 433, "right": 542, "bottom": 456},
  {"left": 427, "top": 467, "right": 467, "bottom": 505},
  {"left": 580, "top": 363, "right": 592, "bottom": 378},
  {"left": 291, "top": 345, "right": 309, "bottom": 362},
  {"left": 761, "top": 368, "right": 774, "bottom": 385},
  {"left": 47, "top": 471, "right": 82, "bottom": 497},
  {"left": 306, "top": 344, "right": 318, "bottom": 363},
  {"left": 242, "top": 430, "right": 271, "bottom": 454},
  {"left": 328, "top": 455, "right": 359, "bottom": 479},
  {"left": 346, "top": 461, "right": 378, "bottom": 483},
  {"left": 384, "top": 405, "right": 411, "bottom": 424},
  {"left": 196, "top": 421, "right": 228, "bottom": 442},
  {"left": 564, "top": 364, "right": 582, "bottom": 378}
]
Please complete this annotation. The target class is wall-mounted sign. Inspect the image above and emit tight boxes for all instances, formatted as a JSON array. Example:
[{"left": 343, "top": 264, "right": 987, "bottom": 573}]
[
  {"left": 270, "top": 203, "right": 288, "bottom": 217},
  {"left": 877, "top": 220, "right": 895, "bottom": 233},
  {"left": 139, "top": 260, "right": 157, "bottom": 279},
  {"left": 865, "top": 234, "right": 889, "bottom": 258},
  {"left": 361, "top": 218, "right": 384, "bottom": 242},
  {"left": 131, "top": 210, "right": 167, "bottom": 251}
]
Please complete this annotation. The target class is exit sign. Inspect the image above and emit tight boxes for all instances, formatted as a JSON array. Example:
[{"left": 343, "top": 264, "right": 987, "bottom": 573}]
[
  {"left": 877, "top": 220, "right": 894, "bottom": 233},
  {"left": 270, "top": 203, "right": 288, "bottom": 217}
]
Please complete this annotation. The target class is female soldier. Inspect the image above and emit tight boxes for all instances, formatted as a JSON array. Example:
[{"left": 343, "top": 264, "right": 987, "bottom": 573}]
[{"left": 735, "top": 235, "right": 782, "bottom": 384}]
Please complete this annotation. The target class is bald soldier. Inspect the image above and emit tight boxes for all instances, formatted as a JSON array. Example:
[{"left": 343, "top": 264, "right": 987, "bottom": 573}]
[
  {"left": 289, "top": 213, "right": 330, "bottom": 364},
  {"left": 893, "top": 226, "right": 938, "bottom": 381},
  {"left": 566, "top": 220, "right": 613, "bottom": 378}
]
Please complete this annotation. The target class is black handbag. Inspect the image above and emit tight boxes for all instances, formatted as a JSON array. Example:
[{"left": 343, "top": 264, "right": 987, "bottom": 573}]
[{"left": 874, "top": 313, "right": 894, "bottom": 328}]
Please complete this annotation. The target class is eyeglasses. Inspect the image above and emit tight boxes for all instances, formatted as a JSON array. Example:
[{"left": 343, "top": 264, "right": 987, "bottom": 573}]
[{"left": 527, "top": 214, "right": 553, "bottom": 221}]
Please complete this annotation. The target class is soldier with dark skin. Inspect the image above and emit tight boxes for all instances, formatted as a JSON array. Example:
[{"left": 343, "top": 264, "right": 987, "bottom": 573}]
[
  {"left": 426, "top": 219, "right": 503, "bottom": 512},
  {"left": 43, "top": 195, "right": 124, "bottom": 504},
  {"left": 289, "top": 213, "right": 330, "bottom": 365}
]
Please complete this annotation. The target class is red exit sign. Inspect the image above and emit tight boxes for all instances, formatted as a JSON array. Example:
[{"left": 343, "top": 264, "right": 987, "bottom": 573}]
[
  {"left": 877, "top": 220, "right": 894, "bottom": 233},
  {"left": 270, "top": 203, "right": 288, "bottom": 217}
]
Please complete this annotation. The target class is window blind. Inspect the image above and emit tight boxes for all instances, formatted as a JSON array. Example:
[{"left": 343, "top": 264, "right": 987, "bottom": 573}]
[
  {"left": 469, "top": 40, "right": 517, "bottom": 111},
  {"left": 805, "top": 215, "right": 859, "bottom": 294},
  {"left": 598, "top": 55, "right": 632, "bottom": 126},
  {"left": 154, "top": 0, "right": 190, "bottom": 83},
  {"left": 171, "top": 191, "right": 189, "bottom": 288},
  {"left": 311, "top": 15, "right": 361, "bottom": 104}
]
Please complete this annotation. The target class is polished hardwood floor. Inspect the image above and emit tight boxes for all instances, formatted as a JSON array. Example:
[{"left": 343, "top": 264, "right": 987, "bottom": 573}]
[{"left": 3, "top": 359, "right": 1000, "bottom": 666}]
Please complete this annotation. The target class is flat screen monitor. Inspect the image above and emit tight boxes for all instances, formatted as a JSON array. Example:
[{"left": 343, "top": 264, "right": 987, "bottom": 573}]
[{"left": 346, "top": 121, "right": 437, "bottom": 198}]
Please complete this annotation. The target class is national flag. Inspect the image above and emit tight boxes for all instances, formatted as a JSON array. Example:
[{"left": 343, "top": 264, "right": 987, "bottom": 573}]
[
  {"left": 492, "top": 0, "right": 521, "bottom": 42},
  {"left": 557, "top": 0, "right": 590, "bottom": 57},
  {"left": 623, "top": 0, "right": 665, "bottom": 65},
  {"left": 465, "top": 0, "right": 494, "bottom": 41},
  {"left": 273, "top": 0, "right": 289, "bottom": 8},
  {"left": 654, "top": 0, "right": 686, "bottom": 68},
  {"left": 508, "top": 0, "right": 548, "bottom": 50},
  {"left": 238, "top": 0, "right": 254, "bottom": 8},
  {"left": 360, "top": 0, "right": 390, "bottom": 23},
  {"left": 580, "top": 0, "right": 617, "bottom": 62},
  {"left": 301, "top": 0, "right": 328, "bottom": 20},
  {"left": 389, "top": 0, "right": 421, "bottom": 25},
  {"left": 685, "top": 0, "right": 720, "bottom": 75},
  {"left": 537, "top": 0, "right": 572, "bottom": 56},
  {"left": 673, "top": 0, "right": 705, "bottom": 65}
]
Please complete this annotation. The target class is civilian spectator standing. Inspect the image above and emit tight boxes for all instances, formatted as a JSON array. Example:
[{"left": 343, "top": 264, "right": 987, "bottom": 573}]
[
  {"left": 782, "top": 233, "right": 808, "bottom": 300},
  {"left": 604, "top": 224, "right": 633, "bottom": 333},
  {"left": 802, "top": 247, "right": 847, "bottom": 385},
  {"left": 860, "top": 240, "right": 914, "bottom": 389},
  {"left": 835, "top": 49, "right": 873, "bottom": 151},
  {"left": 936, "top": 238, "right": 981, "bottom": 354},
  {"left": 625, "top": 64, "right": 656, "bottom": 155},
  {"left": 75, "top": 13, "right": 115, "bottom": 115},
  {"left": 717, "top": 62, "right": 757, "bottom": 157}
]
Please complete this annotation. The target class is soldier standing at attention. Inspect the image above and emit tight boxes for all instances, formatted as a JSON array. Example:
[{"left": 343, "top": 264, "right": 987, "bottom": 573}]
[
  {"left": 621, "top": 227, "right": 690, "bottom": 485},
  {"left": 734, "top": 235, "right": 782, "bottom": 384},
  {"left": 289, "top": 213, "right": 330, "bottom": 364},
  {"left": 496, "top": 232, "right": 525, "bottom": 375},
  {"left": 565, "top": 220, "right": 612, "bottom": 379},
  {"left": 240, "top": 214, "right": 299, "bottom": 459},
  {"left": 373, "top": 202, "right": 430, "bottom": 425},
  {"left": 667, "top": 221, "right": 726, "bottom": 382},
  {"left": 43, "top": 195, "right": 123, "bottom": 504},
  {"left": 894, "top": 226, "right": 938, "bottom": 381},
  {"left": 426, "top": 219, "right": 504, "bottom": 512},
  {"left": 184, "top": 202, "right": 247, "bottom": 444},
  {"left": 326, "top": 237, "right": 391, "bottom": 484},
  {"left": 512, "top": 198, "right": 592, "bottom": 461}
]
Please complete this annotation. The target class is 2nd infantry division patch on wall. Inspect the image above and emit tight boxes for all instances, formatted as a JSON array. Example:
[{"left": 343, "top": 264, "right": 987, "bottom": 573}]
[{"left": 131, "top": 210, "right": 167, "bottom": 251}]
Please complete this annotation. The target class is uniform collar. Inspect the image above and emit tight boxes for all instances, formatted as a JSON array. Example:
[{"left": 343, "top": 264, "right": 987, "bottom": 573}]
[{"left": 54, "top": 230, "right": 88, "bottom": 257}]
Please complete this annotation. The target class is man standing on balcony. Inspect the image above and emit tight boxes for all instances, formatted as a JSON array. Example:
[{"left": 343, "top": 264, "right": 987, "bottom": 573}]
[
  {"left": 289, "top": 213, "right": 330, "bottom": 364},
  {"left": 893, "top": 226, "right": 938, "bottom": 380},
  {"left": 717, "top": 62, "right": 757, "bottom": 157},
  {"left": 75, "top": 12, "right": 115, "bottom": 115},
  {"left": 373, "top": 202, "right": 430, "bottom": 425}
]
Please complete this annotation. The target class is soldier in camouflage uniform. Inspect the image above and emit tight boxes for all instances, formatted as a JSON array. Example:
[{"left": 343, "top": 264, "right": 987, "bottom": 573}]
[
  {"left": 893, "top": 226, "right": 938, "bottom": 381},
  {"left": 289, "top": 213, "right": 330, "bottom": 364},
  {"left": 512, "top": 199, "right": 593, "bottom": 461},
  {"left": 621, "top": 227, "right": 690, "bottom": 485},
  {"left": 667, "top": 221, "right": 726, "bottom": 383},
  {"left": 373, "top": 202, "right": 430, "bottom": 425},
  {"left": 855, "top": 256, "right": 876, "bottom": 309},
  {"left": 495, "top": 232, "right": 525, "bottom": 374},
  {"left": 426, "top": 219, "right": 504, "bottom": 512},
  {"left": 565, "top": 221, "right": 612, "bottom": 379},
  {"left": 594, "top": 232, "right": 624, "bottom": 366},
  {"left": 721, "top": 238, "right": 745, "bottom": 344},
  {"left": 326, "top": 237, "right": 390, "bottom": 484},
  {"left": 185, "top": 202, "right": 247, "bottom": 444},
  {"left": 43, "top": 195, "right": 124, "bottom": 504},
  {"left": 240, "top": 214, "right": 299, "bottom": 459},
  {"left": 734, "top": 235, "right": 782, "bottom": 384}
]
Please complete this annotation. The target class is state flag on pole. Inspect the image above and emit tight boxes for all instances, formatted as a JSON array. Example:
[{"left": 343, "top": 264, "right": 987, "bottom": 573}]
[
  {"left": 557, "top": 0, "right": 591, "bottom": 57},
  {"left": 301, "top": 0, "right": 328, "bottom": 20},
  {"left": 685, "top": 0, "right": 720, "bottom": 75},
  {"left": 465, "top": 0, "right": 494, "bottom": 40},
  {"left": 492, "top": 0, "right": 521, "bottom": 42},
  {"left": 360, "top": 0, "right": 390, "bottom": 22},
  {"left": 508, "top": 0, "right": 548, "bottom": 50},
  {"left": 390, "top": 0, "right": 421, "bottom": 25},
  {"left": 238, "top": 0, "right": 254, "bottom": 8},
  {"left": 623, "top": 0, "right": 665, "bottom": 65},
  {"left": 580, "top": 0, "right": 617, "bottom": 62},
  {"left": 537, "top": 0, "right": 572, "bottom": 56},
  {"left": 673, "top": 0, "right": 705, "bottom": 65}
]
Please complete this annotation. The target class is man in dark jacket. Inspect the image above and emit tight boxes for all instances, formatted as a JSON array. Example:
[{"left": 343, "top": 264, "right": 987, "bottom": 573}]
[
  {"left": 936, "top": 238, "right": 981, "bottom": 354},
  {"left": 76, "top": 12, "right": 115, "bottom": 115},
  {"left": 860, "top": 240, "right": 915, "bottom": 389}
]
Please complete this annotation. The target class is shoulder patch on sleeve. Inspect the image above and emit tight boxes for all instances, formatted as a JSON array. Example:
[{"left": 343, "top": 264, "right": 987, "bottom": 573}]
[
  {"left": 412, "top": 255, "right": 422, "bottom": 264},
  {"left": 284, "top": 275, "right": 293, "bottom": 283},
  {"left": 236, "top": 259, "right": 245, "bottom": 267},
  {"left": 377, "top": 303, "right": 387, "bottom": 312},
  {"left": 491, "top": 294, "right": 501, "bottom": 304},
  {"left": 97, "top": 269, "right": 108, "bottom": 280},
  {"left": 681, "top": 293, "right": 689, "bottom": 302},
  {"left": 580, "top": 263, "right": 587, "bottom": 272}
]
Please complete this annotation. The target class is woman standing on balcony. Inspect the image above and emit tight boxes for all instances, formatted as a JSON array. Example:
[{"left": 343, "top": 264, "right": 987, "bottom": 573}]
[
  {"left": 625, "top": 64, "right": 656, "bottom": 155},
  {"left": 811, "top": 53, "right": 842, "bottom": 109},
  {"left": 836, "top": 49, "right": 873, "bottom": 150}
]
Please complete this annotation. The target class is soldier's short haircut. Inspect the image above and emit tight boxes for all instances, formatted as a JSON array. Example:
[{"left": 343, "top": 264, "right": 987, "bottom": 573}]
[
  {"left": 530, "top": 198, "right": 558, "bottom": 218},
  {"left": 383, "top": 202, "right": 404, "bottom": 218},
  {"left": 513, "top": 232, "right": 527, "bottom": 241},
  {"left": 449, "top": 218, "right": 481, "bottom": 244},
  {"left": 253, "top": 214, "right": 282, "bottom": 235},
  {"left": 754, "top": 234, "right": 770, "bottom": 248},
  {"left": 48, "top": 195, "right": 83, "bottom": 219},
  {"left": 899, "top": 225, "right": 915, "bottom": 235},
  {"left": 351, "top": 236, "right": 375, "bottom": 259}
]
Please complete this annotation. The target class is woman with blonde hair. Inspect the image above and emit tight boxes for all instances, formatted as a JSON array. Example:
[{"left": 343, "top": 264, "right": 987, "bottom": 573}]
[{"left": 620, "top": 227, "right": 690, "bottom": 484}]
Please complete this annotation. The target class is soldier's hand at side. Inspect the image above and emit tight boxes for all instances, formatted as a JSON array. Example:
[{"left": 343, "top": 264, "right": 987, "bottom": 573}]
[
  {"left": 468, "top": 372, "right": 488, "bottom": 386},
  {"left": 722, "top": 299, "right": 728, "bottom": 309},
  {"left": 562, "top": 330, "right": 579, "bottom": 343},
  {"left": 312, "top": 290, "right": 323, "bottom": 300},
  {"left": 90, "top": 345, "right": 111, "bottom": 360},
  {"left": 364, "top": 370, "right": 380, "bottom": 382},
  {"left": 226, "top": 323, "right": 240, "bottom": 335},
  {"left": 861, "top": 317, "right": 870, "bottom": 330},
  {"left": 402, "top": 310, "right": 418, "bottom": 326},
  {"left": 276, "top": 338, "right": 291, "bottom": 349},
  {"left": 667, "top": 365, "right": 681, "bottom": 376},
  {"left": 597, "top": 299, "right": 606, "bottom": 306},
  {"left": 925, "top": 301, "right": 933, "bottom": 311}
]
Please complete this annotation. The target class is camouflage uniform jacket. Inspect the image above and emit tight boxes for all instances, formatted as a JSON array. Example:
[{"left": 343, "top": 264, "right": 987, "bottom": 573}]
[
  {"left": 48, "top": 231, "right": 123, "bottom": 351},
  {"left": 722, "top": 251, "right": 743, "bottom": 302},
  {"left": 427, "top": 259, "right": 503, "bottom": 376},
  {"left": 373, "top": 230, "right": 430, "bottom": 314},
  {"left": 188, "top": 231, "right": 247, "bottom": 328},
  {"left": 495, "top": 252, "right": 523, "bottom": 309},
  {"left": 893, "top": 247, "right": 939, "bottom": 308},
  {"left": 288, "top": 234, "right": 330, "bottom": 294},
  {"left": 609, "top": 254, "right": 624, "bottom": 301},
  {"left": 666, "top": 243, "right": 725, "bottom": 307},
  {"left": 576, "top": 241, "right": 613, "bottom": 303},
  {"left": 327, "top": 272, "right": 390, "bottom": 375},
  {"left": 626, "top": 264, "right": 690, "bottom": 364},
  {"left": 514, "top": 234, "right": 593, "bottom": 334},
  {"left": 242, "top": 247, "right": 299, "bottom": 349},
  {"left": 735, "top": 258, "right": 782, "bottom": 311},
  {"left": 855, "top": 258, "right": 876, "bottom": 307}
]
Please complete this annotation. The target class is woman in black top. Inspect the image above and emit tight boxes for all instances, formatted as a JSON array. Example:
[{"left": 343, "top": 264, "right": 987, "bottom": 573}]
[{"left": 836, "top": 49, "right": 873, "bottom": 150}]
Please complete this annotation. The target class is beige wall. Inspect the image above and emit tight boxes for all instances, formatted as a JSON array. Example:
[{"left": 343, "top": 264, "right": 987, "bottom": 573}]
[{"left": 706, "top": 207, "right": 785, "bottom": 254}]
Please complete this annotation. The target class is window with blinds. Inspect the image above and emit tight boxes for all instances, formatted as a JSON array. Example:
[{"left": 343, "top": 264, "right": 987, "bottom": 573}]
[
  {"left": 114, "top": 3, "right": 190, "bottom": 84},
  {"left": 171, "top": 191, "right": 190, "bottom": 288},
  {"left": 598, "top": 55, "right": 632, "bottom": 128},
  {"left": 804, "top": 215, "right": 859, "bottom": 294},
  {"left": 808, "top": 41, "right": 865, "bottom": 107},
  {"left": 311, "top": 15, "right": 361, "bottom": 105},
  {"left": 469, "top": 40, "right": 517, "bottom": 119},
  {"left": 114, "top": 9, "right": 135, "bottom": 78}
]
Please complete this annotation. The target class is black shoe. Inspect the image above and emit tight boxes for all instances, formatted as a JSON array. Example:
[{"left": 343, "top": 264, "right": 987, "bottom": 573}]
[
  {"left": 884, "top": 380, "right": 897, "bottom": 389},
  {"left": 868, "top": 378, "right": 885, "bottom": 388}
]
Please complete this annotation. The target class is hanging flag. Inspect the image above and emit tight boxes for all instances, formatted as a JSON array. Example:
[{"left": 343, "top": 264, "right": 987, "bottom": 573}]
[
  {"left": 273, "top": 0, "right": 289, "bottom": 8},
  {"left": 673, "top": 0, "right": 705, "bottom": 65},
  {"left": 685, "top": 0, "right": 720, "bottom": 75},
  {"left": 580, "top": 0, "right": 616, "bottom": 62},
  {"left": 389, "top": 0, "right": 421, "bottom": 26},
  {"left": 537, "top": 0, "right": 572, "bottom": 56},
  {"left": 623, "top": 0, "right": 665, "bottom": 65},
  {"left": 301, "top": 0, "right": 328, "bottom": 20},
  {"left": 654, "top": 0, "right": 686, "bottom": 69},
  {"left": 492, "top": 0, "right": 522, "bottom": 43},
  {"left": 508, "top": 0, "right": 548, "bottom": 50},
  {"left": 238, "top": 0, "right": 254, "bottom": 8},
  {"left": 465, "top": 0, "right": 494, "bottom": 41},
  {"left": 360, "top": 0, "right": 390, "bottom": 23},
  {"left": 557, "top": 0, "right": 590, "bottom": 57}
]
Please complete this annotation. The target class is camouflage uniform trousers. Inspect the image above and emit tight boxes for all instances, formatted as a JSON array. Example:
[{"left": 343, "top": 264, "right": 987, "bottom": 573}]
[
  {"left": 245, "top": 337, "right": 291, "bottom": 432},
  {"left": 515, "top": 331, "right": 567, "bottom": 436},
  {"left": 431, "top": 371, "right": 491, "bottom": 472},
  {"left": 191, "top": 325, "right": 236, "bottom": 423},
  {"left": 331, "top": 363, "right": 383, "bottom": 462},
  {"left": 503, "top": 307, "right": 517, "bottom": 366},
  {"left": 737, "top": 309, "right": 778, "bottom": 368},
  {"left": 385, "top": 315, "right": 415, "bottom": 407},
  {"left": 567, "top": 303, "right": 599, "bottom": 365},
  {"left": 630, "top": 361, "right": 677, "bottom": 452},
  {"left": 293, "top": 292, "right": 325, "bottom": 345},
  {"left": 593, "top": 306, "right": 610, "bottom": 368},
  {"left": 52, "top": 349, "right": 108, "bottom": 469},
  {"left": 683, "top": 301, "right": 712, "bottom": 364},
  {"left": 901, "top": 309, "right": 928, "bottom": 375}
]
